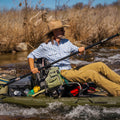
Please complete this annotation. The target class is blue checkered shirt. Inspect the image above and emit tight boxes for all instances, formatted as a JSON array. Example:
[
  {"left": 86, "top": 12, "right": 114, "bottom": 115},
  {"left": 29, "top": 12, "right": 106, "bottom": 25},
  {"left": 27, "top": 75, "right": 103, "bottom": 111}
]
[{"left": 27, "top": 39, "right": 79, "bottom": 71}]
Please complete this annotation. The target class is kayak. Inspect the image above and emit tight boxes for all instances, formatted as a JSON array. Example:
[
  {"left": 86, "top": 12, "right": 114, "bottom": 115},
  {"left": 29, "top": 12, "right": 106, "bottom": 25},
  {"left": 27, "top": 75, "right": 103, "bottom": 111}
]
[
  {"left": 1, "top": 95, "right": 120, "bottom": 108},
  {"left": 0, "top": 73, "right": 120, "bottom": 108}
]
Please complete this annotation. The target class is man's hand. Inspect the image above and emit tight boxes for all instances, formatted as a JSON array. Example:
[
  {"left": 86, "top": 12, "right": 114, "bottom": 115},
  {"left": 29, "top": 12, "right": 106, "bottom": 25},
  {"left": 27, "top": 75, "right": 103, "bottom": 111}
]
[
  {"left": 31, "top": 68, "right": 40, "bottom": 74},
  {"left": 78, "top": 47, "right": 85, "bottom": 55}
]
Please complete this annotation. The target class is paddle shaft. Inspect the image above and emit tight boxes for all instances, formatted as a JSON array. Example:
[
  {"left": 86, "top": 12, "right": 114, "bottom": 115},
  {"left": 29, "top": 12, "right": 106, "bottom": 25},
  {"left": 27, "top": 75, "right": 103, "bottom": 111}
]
[
  {"left": 2, "top": 72, "right": 32, "bottom": 87},
  {"left": 3, "top": 33, "right": 120, "bottom": 87}
]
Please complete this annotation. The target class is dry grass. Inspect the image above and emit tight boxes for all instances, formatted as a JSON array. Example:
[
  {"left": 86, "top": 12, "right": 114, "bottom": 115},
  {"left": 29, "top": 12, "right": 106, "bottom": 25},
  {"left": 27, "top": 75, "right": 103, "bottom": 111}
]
[
  {"left": 67, "top": 6, "right": 120, "bottom": 45},
  {"left": 0, "top": 4, "right": 120, "bottom": 53}
]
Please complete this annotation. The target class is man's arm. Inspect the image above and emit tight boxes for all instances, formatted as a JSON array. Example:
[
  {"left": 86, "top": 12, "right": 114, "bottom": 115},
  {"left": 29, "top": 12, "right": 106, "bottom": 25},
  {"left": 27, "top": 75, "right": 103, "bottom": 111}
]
[
  {"left": 27, "top": 45, "right": 44, "bottom": 74},
  {"left": 28, "top": 58, "right": 40, "bottom": 74}
]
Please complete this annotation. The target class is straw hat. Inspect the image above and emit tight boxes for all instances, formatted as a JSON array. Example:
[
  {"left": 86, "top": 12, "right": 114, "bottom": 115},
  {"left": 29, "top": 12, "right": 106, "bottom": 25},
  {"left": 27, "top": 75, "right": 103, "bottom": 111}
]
[{"left": 46, "top": 20, "right": 70, "bottom": 35}]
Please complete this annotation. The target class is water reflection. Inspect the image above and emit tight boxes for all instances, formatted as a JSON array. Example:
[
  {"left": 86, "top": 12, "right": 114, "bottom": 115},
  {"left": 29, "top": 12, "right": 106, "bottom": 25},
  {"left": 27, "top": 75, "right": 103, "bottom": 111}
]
[{"left": 0, "top": 52, "right": 29, "bottom": 65}]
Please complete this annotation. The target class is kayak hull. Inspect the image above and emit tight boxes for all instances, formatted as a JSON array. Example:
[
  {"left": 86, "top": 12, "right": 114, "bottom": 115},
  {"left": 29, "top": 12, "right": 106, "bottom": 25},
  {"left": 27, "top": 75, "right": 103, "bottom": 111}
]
[{"left": 1, "top": 95, "right": 120, "bottom": 108}]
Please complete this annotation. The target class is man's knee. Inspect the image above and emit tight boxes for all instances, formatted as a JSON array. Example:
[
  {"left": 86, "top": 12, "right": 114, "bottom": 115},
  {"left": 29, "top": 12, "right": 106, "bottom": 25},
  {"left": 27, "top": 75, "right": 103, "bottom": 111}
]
[
  {"left": 83, "top": 70, "right": 97, "bottom": 80},
  {"left": 95, "top": 62, "right": 107, "bottom": 68},
  {"left": 96, "top": 62, "right": 105, "bottom": 65}
]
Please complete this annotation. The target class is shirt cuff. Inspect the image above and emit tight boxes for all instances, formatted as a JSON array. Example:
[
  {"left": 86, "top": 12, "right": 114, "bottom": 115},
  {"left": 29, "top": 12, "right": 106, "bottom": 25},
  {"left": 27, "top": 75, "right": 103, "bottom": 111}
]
[{"left": 27, "top": 53, "right": 35, "bottom": 59}]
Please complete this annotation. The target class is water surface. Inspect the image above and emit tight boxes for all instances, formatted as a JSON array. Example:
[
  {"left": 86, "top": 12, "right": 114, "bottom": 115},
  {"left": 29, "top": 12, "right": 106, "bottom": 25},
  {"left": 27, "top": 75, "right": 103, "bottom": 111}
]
[{"left": 0, "top": 47, "right": 120, "bottom": 120}]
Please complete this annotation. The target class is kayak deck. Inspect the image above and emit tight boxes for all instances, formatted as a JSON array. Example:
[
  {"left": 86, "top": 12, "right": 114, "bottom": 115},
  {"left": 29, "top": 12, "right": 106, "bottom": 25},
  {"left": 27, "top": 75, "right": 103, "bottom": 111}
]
[
  {"left": 1, "top": 95, "right": 120, "bottom": 108},
  {"left": 0, "top": 74, "right": 120, "bottom": 108}
]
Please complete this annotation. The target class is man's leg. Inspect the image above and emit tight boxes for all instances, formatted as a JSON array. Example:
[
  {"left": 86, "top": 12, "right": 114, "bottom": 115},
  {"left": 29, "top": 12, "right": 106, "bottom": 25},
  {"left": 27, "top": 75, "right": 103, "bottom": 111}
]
[
  {"left": 77, "top": 62, "right": 120, "bottom": 84},
  {"left": 61, "top": 69, "right": 120, "bottom": 96}
]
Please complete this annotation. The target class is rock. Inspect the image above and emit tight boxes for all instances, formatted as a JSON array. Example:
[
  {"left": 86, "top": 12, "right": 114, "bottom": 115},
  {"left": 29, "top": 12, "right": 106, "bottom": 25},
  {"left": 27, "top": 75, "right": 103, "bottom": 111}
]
[
  {"left": 12, "top": 50, "right": 16, "bottom": 54},
  {"left": 15, "top": 42, "right": 28, "bottom": 52},
  {"left": 1, "top": 74, "right": 6, "bottom": 77},
  {"left": 0, "top": 37, "right": 7, "bottom": 44}
]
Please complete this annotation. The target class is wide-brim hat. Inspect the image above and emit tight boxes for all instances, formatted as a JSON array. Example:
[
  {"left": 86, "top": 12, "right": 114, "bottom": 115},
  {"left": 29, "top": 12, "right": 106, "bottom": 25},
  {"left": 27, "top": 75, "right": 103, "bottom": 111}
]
[{"left": 46, "top": 20, "right": 70, "bottom": 35}]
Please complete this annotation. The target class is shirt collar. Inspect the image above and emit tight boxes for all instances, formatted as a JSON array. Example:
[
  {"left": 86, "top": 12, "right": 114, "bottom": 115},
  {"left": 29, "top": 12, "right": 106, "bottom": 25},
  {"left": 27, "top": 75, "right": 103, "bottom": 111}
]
[{"left": 54, "top": 39, "right": 64, "bottom": 46}]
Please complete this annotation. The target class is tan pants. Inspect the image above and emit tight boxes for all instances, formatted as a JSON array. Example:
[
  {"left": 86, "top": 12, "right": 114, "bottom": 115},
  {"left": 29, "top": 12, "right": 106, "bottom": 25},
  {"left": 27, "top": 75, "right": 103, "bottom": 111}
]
[{"left": 61, "top": 62, "right": 120, "bottom": 96}]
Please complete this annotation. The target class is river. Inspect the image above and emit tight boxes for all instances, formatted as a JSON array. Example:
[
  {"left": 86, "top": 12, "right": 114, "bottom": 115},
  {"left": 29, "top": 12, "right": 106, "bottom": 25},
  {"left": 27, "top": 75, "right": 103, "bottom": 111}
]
[
  {"left": 0, "top": 51, "right": 28, "bottom": 65},
  {"left": 0, "top": 47, "right": 120, "bottom": 120}
]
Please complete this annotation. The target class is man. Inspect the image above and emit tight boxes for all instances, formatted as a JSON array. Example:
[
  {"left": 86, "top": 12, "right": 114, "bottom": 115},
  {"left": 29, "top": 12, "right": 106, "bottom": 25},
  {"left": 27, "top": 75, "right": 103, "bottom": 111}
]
[{"left": 28, "top": 20, "right": 120, "bottom": 96}]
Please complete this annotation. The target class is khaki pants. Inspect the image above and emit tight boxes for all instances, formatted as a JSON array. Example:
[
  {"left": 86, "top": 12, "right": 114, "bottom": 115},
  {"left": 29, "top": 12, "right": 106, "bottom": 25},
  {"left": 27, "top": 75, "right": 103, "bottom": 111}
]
[{"left": 61, "top": 62, "right": 120, "bottom": 96}]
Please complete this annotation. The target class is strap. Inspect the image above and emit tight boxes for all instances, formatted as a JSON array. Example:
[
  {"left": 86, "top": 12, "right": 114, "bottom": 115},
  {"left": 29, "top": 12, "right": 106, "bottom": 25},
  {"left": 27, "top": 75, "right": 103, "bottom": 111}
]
[
  {"left": 0, "top": 78, "right": 9, "bottom": 83},
  {"left": 61, "top": 76, "right": 70, "bottom": 85}
]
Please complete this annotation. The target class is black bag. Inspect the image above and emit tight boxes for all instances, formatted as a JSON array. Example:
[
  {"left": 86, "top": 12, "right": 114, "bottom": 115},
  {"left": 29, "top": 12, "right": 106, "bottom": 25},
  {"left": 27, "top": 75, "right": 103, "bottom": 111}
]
[{"left": 8, "top": 75, "right": 32, "bottom": 96}]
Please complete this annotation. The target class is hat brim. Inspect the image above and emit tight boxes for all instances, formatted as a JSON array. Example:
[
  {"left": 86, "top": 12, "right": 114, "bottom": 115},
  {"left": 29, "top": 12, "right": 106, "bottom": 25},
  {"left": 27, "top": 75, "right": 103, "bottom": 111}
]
[{"left": 45, "top": 24, "right": 70, "bottom": 36}]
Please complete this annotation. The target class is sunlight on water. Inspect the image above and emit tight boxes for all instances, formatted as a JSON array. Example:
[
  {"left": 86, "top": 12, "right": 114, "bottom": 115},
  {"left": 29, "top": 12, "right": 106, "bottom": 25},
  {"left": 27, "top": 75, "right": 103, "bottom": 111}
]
[
  {"left": 70, "top": 59, "right": 90, "bottom": 66},
  {"left": 65, "top": 105, "right": 100, "bottom": 120},
  {"left": 94, "top": 54, "right": 120, "bottom": 64}
]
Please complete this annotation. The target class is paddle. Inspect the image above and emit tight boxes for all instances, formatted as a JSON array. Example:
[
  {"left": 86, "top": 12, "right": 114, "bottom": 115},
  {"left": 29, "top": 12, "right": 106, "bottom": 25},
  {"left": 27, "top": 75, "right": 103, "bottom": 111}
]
[{"left": 2, "top": 33, "right": 120, "bottom": 87}]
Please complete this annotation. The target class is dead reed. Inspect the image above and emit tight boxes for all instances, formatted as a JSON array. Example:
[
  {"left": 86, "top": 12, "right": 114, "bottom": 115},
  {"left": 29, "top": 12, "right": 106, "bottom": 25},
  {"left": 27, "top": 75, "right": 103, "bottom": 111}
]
[{"left": 0, "top": 4, "right": 120, "bottom": 53}]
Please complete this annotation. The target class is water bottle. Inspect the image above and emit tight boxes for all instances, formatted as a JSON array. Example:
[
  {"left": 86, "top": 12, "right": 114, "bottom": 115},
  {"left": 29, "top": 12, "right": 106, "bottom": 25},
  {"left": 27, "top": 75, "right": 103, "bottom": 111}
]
[{"left": 14, "top": 90, "right": 22, "bottom": 96}]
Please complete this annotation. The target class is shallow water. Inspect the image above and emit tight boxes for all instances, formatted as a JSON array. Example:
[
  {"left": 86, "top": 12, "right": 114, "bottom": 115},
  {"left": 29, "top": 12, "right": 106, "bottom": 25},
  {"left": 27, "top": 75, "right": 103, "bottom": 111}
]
[
  {"left": 0, "top": 47, "right": 120, "bottom": 120},
  {"left": 0, "top": 51, "right": 28, "bottom": 65}
]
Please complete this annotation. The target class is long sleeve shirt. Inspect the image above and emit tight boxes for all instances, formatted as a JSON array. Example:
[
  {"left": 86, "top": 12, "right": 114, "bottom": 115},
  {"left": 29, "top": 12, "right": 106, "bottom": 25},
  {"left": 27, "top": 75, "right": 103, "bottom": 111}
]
[{"left": 27, "top": 39, "right": 79, "bottom": 71}]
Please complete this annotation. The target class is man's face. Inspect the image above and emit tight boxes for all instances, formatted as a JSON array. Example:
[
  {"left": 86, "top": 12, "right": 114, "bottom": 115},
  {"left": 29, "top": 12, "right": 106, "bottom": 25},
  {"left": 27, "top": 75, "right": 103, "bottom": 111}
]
[{"left": 53, "top": 28, "right": 65, "bottom": 39}]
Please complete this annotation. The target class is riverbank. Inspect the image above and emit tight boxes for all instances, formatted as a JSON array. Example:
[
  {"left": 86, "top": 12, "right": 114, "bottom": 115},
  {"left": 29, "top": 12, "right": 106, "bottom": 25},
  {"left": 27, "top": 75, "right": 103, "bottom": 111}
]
[{"left": 0, "top": 3, "right": 120, "bottom": 53}]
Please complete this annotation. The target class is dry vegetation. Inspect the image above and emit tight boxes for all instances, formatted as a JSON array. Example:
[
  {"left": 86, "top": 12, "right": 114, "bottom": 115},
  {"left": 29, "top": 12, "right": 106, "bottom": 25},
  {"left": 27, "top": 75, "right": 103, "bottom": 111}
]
[{"left": 0, "top": 1, "right": 120, "bottom": 53}]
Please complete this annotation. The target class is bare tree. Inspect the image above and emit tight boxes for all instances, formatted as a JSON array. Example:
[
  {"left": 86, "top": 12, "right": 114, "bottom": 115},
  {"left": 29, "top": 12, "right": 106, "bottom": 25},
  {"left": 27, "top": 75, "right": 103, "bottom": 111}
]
[{"left": 23, "top": 0, "right": 29, "bottom": 43}]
